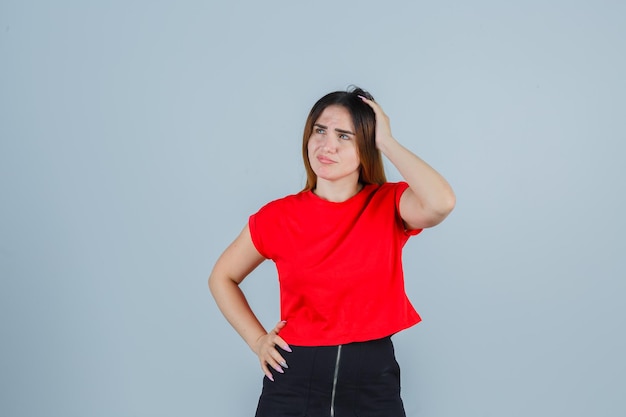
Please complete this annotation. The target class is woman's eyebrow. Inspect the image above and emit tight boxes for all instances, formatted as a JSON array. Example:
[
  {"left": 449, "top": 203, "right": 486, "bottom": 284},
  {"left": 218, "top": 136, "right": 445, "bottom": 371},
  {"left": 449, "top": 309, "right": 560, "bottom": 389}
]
[
  {"left": 335, "top": 128, "right": 355, "bottom": 135},
  {"left": 314, "top": 123, "right": 355, "bottom": 135}
]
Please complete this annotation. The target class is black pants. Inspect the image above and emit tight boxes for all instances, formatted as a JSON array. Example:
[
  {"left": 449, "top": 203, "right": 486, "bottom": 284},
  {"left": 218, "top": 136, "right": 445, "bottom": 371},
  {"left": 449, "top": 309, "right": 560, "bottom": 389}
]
[{"left": 255, "top": 336, "right": 406, "bottom": 417}]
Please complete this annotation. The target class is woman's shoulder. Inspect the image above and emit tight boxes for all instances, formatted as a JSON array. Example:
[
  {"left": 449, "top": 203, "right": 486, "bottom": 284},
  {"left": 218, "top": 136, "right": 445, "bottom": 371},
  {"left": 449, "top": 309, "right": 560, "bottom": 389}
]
[
  {"left": 256, "top": 190, "right": 311, "bottom": 214},
  {"left": 367, "top": 181, "right": 409, "bottom": 195}
]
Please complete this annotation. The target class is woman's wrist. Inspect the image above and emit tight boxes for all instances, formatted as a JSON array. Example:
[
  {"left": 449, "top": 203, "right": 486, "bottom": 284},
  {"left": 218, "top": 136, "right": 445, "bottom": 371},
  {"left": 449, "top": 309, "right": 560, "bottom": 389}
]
[{"left": 376, "top": 135, "right": 402, "bottom": 159}]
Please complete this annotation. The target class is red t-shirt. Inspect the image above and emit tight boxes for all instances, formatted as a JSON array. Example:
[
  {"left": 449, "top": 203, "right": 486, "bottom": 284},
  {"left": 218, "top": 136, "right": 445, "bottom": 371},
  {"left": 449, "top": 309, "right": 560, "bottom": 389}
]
[{"left": 249, "top": 182, "right": 422, "bottom": 346}]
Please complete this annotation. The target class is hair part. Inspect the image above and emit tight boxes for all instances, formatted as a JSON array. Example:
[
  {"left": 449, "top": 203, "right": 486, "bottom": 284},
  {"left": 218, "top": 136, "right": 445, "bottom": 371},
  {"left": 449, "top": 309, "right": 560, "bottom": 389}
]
[{"left": 301, "top": 86, "right": 386, "bottom": 191}]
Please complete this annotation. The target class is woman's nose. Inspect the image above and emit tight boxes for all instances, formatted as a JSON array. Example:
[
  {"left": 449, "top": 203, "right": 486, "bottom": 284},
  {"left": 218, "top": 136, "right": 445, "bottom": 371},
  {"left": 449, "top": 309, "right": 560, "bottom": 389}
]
[{"left": 321, "top": 136, "right": 337, "bottom": 152}]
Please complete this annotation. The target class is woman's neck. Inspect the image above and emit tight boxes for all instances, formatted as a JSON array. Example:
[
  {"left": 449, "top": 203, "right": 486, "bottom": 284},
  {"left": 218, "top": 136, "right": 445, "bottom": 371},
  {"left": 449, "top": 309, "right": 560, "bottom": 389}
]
[{"left": 313, "top": 179, "right": 363, "bottom": 203}]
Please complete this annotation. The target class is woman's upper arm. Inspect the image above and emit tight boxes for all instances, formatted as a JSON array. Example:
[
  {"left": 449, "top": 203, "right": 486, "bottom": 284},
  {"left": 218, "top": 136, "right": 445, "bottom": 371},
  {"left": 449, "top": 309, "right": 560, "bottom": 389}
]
[
  {"left": 210, "top": 223, "right": 266, "bottom": 286},
  {"left": 398, "top": 187, "right": 450, "bottom": 230}
]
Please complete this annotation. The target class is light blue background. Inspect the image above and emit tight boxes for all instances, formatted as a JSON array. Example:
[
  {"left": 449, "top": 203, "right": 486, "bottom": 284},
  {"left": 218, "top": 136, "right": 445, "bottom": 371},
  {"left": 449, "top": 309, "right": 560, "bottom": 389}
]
[{"left": 1, "top": 1, "right": 625, "bottom": 416}]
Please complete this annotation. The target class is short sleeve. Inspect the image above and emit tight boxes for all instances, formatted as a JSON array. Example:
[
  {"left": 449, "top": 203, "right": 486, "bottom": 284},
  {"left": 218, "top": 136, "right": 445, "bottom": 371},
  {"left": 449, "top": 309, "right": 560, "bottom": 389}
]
[
  {"left": 248, "top": 210, "right": 271, "bottom": 259},
  {"left": 394, "top": 182, "right": 423, "bottom": 237}
]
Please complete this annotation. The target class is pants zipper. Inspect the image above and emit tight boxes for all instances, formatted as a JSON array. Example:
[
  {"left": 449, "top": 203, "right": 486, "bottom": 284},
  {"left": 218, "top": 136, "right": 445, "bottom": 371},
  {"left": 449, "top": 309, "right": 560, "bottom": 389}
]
[{"left": 330, "top": 345, "right": 342, "bottom": 417}]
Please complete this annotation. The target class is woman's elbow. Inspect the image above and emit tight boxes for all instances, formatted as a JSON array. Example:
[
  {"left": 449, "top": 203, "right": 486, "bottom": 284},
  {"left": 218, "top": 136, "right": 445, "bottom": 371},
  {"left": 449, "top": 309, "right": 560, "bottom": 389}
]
[
  {"left": 419, "top": 195, "right": 456, "bottom": 228},
  {"left": 208, "top": 272, "right": 218, "bottom": 295},
  {"left": 441, "top": 191, "right": 456, "bottom": 217},
  {"left": 208, "top": 269, "right": 230, "bottom": 297}
]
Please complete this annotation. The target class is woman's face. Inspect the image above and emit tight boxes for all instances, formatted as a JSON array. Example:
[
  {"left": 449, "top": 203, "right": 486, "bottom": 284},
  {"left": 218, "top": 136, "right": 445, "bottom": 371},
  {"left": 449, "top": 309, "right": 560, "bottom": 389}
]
[{"left": 307, "top": 105, "right": 360, "bottom": 186}]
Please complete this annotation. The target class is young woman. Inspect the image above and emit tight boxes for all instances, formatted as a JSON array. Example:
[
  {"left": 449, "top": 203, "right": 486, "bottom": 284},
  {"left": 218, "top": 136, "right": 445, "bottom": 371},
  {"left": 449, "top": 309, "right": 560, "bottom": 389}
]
[{"left": 209, "top": 87, "right": 455, "bottom": 417}]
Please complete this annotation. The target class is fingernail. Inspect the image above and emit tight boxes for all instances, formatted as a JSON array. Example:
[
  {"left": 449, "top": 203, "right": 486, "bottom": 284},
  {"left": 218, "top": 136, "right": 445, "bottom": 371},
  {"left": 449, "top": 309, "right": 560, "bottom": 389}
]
[
  {"left": 358, "top": 95, "right": 366, "bottom": 100},
  {"left": 275, "top": 366, "right": 284, "bottom": 374},
  {"left": 284, "top": 345, "right": 293, "bottom": 353},
  {"left": 280, "top": 361, "right": 288, "bottom": 368},
  {"left": 267, "top": 374, "right": 274, "bottom": 382},
  {"left": 280, "top": 320, "right": 287, "bottom": 324}
]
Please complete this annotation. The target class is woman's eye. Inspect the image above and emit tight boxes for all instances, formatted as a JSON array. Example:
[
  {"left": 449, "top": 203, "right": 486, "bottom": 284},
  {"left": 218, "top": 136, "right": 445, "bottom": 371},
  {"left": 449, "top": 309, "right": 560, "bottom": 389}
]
[
  {"left": 339, "top": 134, "right": 350, "bottom": 140},
  {"left": 315, "top": 128, "right": 325, "bottom": 134}
]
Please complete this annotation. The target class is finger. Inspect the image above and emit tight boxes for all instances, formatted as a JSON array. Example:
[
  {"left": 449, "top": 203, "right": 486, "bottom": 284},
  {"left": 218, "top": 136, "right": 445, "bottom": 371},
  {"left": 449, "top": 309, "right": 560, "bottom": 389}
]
[
  {"left": 271, "top": 322, "right": 293, "bottom": 352},
  {"left": 358, "top": 94, "right": 379, "bottom": 109},
  {"left": 273, "top": 335, "right": 292, "bottom": 353},
  {"left": 264, "top": 354, "right": 285, "bottom": 374},
  {"left": 260, "top": 361, "right": 274, "bottom": 382},
  {"left": 358, "top": 95, "right": 373, "bottom": 107},
  {"left": 272, "top": 320, "right": 287, "bottom": 333},
  {"left": 359, "top": 97, "right": 386, "bottom": 119},
  {"left": 269, "top": 348, "right": 289, "bottom": 369},
  {"left": 259, "top": 341, "right": 287, "bottom": 370}
]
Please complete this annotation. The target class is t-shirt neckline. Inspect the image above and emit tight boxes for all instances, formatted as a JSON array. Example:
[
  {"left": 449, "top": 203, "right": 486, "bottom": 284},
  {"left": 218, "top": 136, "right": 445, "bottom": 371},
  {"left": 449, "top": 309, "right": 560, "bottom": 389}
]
[{"left": 306, "top": 183, "right": 375, "bottom": 205}]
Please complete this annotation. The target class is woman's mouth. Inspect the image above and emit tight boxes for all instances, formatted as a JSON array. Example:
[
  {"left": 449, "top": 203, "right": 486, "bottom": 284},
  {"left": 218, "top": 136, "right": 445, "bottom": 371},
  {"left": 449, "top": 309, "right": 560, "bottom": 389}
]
[{"left": 317, "top": 155, "right": 336, "bottom": 164}]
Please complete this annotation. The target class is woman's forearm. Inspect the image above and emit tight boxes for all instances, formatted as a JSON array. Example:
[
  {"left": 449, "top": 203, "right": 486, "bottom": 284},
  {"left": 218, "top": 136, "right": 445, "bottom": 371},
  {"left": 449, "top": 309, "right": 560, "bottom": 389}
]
[
  {"left": 208, "top": 225, "right": 269, "bottom": 352},
  {"left": 209, "top": 274, "right": 267, "bottom": 352}
]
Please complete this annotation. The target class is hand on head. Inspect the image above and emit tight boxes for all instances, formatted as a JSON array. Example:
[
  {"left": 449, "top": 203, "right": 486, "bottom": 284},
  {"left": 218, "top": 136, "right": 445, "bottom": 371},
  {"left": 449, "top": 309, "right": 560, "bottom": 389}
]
[{"left": 358, "top": 95, "right": 394, "bottom": 150}]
